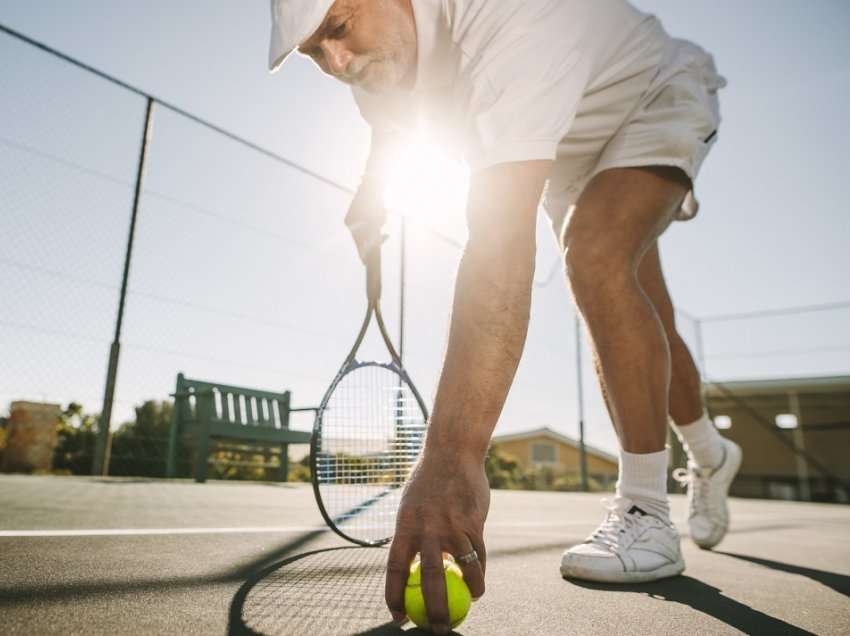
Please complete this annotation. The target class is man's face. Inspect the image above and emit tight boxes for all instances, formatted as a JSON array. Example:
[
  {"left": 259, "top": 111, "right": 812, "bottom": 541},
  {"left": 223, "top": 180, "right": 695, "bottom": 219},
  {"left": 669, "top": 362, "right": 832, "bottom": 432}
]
[{"left": 297, "top": 0, "right": 417, "bottom": 94}]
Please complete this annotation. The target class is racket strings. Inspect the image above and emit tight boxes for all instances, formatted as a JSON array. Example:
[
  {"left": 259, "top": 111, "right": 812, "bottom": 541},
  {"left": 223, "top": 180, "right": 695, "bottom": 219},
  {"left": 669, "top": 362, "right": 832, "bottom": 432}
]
[{"left": 316, "top": 364, "right": 427, "bottom": 543}]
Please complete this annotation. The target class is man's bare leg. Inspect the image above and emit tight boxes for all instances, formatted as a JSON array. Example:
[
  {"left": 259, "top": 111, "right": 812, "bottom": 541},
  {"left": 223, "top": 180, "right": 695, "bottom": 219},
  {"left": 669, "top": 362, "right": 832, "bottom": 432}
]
[
  {"left": 583, "top": 239, "right": 709, "bottom": 473},
  {"left": 637, "top": 239, "right": 741, "bottom": 550},
  {"left": 559, "top": 165, "right": 691, "bottom": 583},
  {"left": 587, "top": 241, "right": 704, "bottom": 436},
  {"left": 561, "top": 166, "right": 690, "bottom": 454},
  {"left": 635, "top": 243, "right": 704, "bottom": 427}
]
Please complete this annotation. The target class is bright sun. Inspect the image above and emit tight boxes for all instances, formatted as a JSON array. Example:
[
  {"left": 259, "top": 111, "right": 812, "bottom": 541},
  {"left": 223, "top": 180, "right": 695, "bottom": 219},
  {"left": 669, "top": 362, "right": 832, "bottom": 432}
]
[{"left": 381, "top": 134, "right": 470, "bottom": 235}]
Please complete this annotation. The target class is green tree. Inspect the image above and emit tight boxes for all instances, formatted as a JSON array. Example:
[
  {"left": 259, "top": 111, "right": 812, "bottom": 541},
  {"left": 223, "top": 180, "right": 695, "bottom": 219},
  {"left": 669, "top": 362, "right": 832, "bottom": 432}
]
[
  {"left": 0, "top": 415, "right": 9, "bottom": 465},
  {"left": 53, "top": 402, "right": 97, "bottom": 475},
  {"left": 484, "top": 444, "right": 524, "bottom": 489},
  {"left": 110, "top": 400, "right": 177, "bottom": 477},
  {"left": 288, "top": 452, "right": 311, "bottom": 482}
]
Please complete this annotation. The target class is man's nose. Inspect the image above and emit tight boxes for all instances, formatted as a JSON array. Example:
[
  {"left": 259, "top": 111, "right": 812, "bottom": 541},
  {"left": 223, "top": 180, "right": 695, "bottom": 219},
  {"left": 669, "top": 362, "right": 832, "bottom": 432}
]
[{"left": 319, "top": 40, "right": 353, "bottom": 77}]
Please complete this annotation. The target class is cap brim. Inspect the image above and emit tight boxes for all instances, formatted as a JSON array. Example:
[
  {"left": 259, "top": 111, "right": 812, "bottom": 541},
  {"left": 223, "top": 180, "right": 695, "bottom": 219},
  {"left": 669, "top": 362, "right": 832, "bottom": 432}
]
[
  {"left": 267, "top": 0, "right": 335, "bottom": 74},
  {"left": 268, "top": 22, "right": 292, "bottom": 73},
  {"left": 268, "top": 49, "right": 292, "bottom": 73}
]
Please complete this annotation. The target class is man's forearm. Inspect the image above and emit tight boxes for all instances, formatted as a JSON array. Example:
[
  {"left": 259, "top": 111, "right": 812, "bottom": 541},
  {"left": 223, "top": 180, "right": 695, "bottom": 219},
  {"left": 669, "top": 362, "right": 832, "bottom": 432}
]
[{"left": 424, "top": 238, "right": 536, "bottom": 462}]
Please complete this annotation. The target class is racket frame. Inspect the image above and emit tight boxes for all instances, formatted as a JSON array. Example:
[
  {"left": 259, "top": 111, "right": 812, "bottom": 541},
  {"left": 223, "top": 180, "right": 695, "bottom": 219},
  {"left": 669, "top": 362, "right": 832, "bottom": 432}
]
[{"left": 310, "top": 245, "right": 430, "bottom": 547}]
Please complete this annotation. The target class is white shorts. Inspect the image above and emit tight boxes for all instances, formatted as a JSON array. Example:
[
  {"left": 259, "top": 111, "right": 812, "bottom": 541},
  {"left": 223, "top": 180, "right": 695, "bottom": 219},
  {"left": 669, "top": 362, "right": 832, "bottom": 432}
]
[{"left": 543, "top": 36, "right": 726, "bottom": 244}]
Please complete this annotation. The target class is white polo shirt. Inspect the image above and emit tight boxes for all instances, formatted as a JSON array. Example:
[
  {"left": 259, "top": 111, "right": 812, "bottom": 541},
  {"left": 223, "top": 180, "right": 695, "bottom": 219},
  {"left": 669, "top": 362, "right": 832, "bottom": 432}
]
[{"left": 354, "top": 0, "right": 669, "bottom": 177}]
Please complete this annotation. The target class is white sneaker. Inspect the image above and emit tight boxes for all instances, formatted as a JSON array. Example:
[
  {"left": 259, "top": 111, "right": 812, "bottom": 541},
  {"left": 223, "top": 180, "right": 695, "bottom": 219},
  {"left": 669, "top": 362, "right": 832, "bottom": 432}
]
[
  {"left": 560, "top": 498, "right": 685, "bottom": 583},
  {"left": 673, "top": 437, "right": 742, "bottom": 550}
]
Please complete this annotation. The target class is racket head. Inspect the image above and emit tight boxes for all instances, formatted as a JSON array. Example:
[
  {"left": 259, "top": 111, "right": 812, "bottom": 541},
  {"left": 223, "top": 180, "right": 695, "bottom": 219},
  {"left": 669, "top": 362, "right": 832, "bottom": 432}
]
[{"left": 310, "top": 360, "right": 429, "bottom": 546}]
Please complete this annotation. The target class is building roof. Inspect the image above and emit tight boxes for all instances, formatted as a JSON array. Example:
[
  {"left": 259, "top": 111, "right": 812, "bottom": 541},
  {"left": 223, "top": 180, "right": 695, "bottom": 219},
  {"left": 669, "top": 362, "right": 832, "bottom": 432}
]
[
  {"left": 491, "top": 427, "right": 618, "bottom": 464},
  {"left": 704, "top": 375, "right": 850, "bottom": 397}
]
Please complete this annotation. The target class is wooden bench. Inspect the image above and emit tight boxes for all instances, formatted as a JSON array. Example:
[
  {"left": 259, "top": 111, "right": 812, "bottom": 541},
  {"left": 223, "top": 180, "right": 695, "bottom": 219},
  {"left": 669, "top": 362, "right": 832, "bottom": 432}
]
[{"left": 166, "top": 373, "right": 314, "bottom": 483}]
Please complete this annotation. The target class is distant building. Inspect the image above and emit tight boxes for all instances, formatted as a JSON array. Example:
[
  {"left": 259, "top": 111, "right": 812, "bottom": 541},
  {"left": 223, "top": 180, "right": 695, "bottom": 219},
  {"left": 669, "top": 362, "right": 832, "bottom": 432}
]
[
  {"left": 490, "top": 427, "right": 618, "bottom": 488},
  {"left": 702, "top": 375, "right": 850, "bottom": 503}
]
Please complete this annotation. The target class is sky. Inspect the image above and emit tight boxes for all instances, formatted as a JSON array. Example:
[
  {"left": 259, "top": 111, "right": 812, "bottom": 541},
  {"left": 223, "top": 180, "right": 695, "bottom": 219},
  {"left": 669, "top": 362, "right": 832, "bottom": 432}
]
[{"left": 1, "top": 0, "right": 848, "bottom": 457}]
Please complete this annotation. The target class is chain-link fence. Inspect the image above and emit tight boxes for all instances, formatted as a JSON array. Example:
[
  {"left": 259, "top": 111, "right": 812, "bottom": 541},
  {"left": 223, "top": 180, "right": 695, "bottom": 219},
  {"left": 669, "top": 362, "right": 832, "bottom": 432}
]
[{"left": 1, "top": 23, "right": 847, "bottom": 500}]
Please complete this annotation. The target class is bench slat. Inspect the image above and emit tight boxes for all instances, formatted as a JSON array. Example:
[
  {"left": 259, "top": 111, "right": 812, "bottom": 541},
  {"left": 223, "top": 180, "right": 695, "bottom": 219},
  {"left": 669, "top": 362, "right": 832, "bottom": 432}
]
[
  {"left": 260, "top": 397, "right": 272, "bottom": 427},
  {"left": 183, "top": 379, "right": 290, "bottom": 402},
  {"left": 218, "top": 390, "right": 228, "bottom": 422}
]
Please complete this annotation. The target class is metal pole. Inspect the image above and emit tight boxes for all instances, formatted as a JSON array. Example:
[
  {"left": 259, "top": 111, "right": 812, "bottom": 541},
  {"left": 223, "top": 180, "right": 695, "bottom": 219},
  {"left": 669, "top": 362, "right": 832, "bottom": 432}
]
[
  {"left": 392, "top": 214, "right": 407, "bottom": 473},
  {"left": 575, "top": 314, "right": 588, "bottom": 492},
  {"left": 694, "top": 318, "right": 707, "bottom": 383},
  {"left": 788, "top": 391, "right": 811, "bottom": 501},
  {"left": 399, "top": 214, "right": 406, "bottom": 363},
  {"left": 93, "top": 97, "right": 155, "bottom": 476}
]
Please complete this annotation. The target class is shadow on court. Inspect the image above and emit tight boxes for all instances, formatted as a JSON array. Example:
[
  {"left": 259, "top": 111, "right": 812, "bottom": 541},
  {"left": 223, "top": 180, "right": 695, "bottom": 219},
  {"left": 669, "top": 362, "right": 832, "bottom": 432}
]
[
  {"left": 716, "top": 551, "right": 850, "bottom": 598},
  {"left": 0, "top": 526, "right": 330, "bottom": 607},
  {"left": 226, "top": 540, "right": 581, "bottom": 636},
  {"left": 567, "top": 575, "right": 816, "bottom": 635}
]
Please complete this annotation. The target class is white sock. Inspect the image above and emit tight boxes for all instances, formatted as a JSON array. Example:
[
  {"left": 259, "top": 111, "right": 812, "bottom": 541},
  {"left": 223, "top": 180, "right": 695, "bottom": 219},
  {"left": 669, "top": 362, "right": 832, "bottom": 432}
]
[
  {"left": 671, "top": 410, "right": 724, "bottom": 469},
  {"left": 615, "top": 448, "right": 670, "bottom": 521}
]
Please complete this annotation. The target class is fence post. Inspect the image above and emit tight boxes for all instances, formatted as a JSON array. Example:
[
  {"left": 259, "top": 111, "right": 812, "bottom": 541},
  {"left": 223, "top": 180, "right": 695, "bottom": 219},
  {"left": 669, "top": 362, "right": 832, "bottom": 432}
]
[
  {"left": 278, "top": 391, "right": 292, "bottom": 482},
  {"left": 93, "top": 97, "right": 155, "bottom": 476}
]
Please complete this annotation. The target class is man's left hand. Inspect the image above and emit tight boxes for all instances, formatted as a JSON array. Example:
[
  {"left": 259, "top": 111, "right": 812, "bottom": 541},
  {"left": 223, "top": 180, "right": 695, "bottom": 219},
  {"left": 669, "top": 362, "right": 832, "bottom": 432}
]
[{"left": 384, "top": 449, "right": 489, "bottom": 632}]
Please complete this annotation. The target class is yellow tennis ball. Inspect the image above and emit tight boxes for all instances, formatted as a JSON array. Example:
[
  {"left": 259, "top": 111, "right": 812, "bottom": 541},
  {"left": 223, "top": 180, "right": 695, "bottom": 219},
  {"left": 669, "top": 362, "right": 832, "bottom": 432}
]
[{"left": 404, "top": 558, "right": 472, "bottom": 630}]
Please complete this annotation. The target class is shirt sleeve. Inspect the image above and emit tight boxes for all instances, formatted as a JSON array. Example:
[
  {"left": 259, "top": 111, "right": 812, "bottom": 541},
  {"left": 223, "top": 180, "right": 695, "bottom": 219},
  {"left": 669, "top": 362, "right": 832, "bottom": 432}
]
[{"left": 464, "top": 35, "right": 592, "bottom": 173}]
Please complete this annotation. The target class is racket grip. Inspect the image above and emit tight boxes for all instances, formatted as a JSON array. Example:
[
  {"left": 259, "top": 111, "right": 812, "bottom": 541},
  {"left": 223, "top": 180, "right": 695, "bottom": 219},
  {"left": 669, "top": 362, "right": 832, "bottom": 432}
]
[{"left": 366, "top": 243, "right": 382, "bottom": 303}]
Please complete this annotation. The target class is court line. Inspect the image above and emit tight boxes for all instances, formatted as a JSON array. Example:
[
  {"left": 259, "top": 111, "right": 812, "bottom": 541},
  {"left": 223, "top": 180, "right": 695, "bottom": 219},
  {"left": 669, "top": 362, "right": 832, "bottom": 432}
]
[
  {"left": 0, "top": 527, "right": 322, "bottom": 538},
  {"left": 0, "top": 521, "right": 603, "bottom": 538},
  {"left": 0, "top": 515, "right": 781, "bottom": 538}
]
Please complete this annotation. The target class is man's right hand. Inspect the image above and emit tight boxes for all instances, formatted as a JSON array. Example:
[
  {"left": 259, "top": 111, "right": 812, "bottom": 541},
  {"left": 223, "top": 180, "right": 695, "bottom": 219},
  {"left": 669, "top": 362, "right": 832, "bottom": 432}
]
[{"left": 345, "top": 179, "right": 389, "bottom": 265}]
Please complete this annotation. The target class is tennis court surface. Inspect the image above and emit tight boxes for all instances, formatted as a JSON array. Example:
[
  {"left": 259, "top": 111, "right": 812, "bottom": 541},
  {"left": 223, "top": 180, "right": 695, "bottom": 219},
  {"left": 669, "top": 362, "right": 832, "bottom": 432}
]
[{"left": 1, "top": 475, "right": 848, "bottom": 635}]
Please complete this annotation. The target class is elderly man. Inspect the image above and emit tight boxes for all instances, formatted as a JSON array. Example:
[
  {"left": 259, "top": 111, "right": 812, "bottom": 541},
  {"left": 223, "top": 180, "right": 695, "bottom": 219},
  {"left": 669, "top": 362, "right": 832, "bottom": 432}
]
[{"left": 269, "top": 0, "right": 741, "bottom": 632}]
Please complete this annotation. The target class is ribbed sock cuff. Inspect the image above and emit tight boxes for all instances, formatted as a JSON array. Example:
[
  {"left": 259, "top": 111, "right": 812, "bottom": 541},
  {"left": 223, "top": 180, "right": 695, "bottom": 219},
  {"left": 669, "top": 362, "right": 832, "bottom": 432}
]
[
  {"left": 671, "top": 410, "right": 724, "bottom": 469},
  {"left": 615, "top": 448, "right": 670, "bottom": 519}
]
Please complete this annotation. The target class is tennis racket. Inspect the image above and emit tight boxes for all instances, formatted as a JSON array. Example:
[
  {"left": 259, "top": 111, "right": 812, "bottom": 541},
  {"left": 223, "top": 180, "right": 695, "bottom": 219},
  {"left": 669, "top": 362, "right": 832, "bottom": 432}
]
[{"left": 310, "top": 239, "right": 429, "bottom": 546}]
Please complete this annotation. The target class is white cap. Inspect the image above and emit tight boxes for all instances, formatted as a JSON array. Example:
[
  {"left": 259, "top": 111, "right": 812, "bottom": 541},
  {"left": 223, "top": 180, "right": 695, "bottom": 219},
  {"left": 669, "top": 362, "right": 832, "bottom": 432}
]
[{"left": 268, "top": 0, "right": 336, "bottom": 73}]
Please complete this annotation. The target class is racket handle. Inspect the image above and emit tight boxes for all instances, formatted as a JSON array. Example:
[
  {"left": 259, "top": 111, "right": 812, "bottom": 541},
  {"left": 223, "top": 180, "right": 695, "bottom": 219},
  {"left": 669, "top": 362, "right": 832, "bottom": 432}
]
[{"left": 366, "top": 241, "right": 382, "bottom": 303}]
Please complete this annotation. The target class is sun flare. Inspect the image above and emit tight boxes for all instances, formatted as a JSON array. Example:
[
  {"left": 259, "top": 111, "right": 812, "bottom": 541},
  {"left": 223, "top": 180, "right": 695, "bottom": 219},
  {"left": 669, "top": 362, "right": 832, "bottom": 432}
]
[{"left": 381, "top": 135, "right": 470, "bottom": 234}]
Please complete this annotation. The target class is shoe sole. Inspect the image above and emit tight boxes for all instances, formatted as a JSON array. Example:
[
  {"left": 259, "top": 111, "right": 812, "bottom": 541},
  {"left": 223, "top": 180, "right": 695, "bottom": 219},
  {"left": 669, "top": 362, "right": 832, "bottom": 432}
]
[
  {"left": 692, "top": 442, "right": 743, "bottom": 550},
  {"left": 560, "top": 559, "right": 685, "bottom": 584}
]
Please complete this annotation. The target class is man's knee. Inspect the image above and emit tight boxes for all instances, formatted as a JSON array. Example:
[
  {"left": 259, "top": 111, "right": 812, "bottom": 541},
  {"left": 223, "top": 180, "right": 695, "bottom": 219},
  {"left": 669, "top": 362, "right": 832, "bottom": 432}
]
[{"left": 563, "top": 237, "right": 635, "bottom": 299}]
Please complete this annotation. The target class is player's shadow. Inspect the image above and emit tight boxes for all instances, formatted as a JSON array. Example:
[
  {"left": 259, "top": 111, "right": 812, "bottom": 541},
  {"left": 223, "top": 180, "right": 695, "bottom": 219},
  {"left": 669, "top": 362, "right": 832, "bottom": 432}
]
[
  {"left": 567, "top": 575, "right": 814, "bottom": 635},
  {"left": 715, "top": 551, "right": 850, "bottom": 598}
]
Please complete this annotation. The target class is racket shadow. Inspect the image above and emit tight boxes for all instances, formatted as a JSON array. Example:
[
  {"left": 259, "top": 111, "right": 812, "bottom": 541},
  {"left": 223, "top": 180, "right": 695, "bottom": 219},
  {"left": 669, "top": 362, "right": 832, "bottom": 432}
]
[{"left": 229, "top": 545, "right": 466, "bottom": 636}]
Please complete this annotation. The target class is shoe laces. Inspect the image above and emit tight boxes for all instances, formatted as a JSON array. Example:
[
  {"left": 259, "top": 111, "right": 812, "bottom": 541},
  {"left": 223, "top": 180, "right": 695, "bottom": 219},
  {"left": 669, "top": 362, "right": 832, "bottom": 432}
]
[
  {"left": 587, "top": 498, "right": 649, "bottom": 550},
  {"left": 673, "top": 464, "right": 718, "bottom": 517}
]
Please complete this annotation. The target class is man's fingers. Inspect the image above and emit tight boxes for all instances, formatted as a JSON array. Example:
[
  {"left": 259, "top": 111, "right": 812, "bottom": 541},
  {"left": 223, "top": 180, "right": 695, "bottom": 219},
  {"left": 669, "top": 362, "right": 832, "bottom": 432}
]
[
  {"left": 420, "top": 538, "right": 451, "bottom": 633},
  {"left": 474, "top": 536, "right": 487, "bottom": 578},
  {"left": 455, "top": 536, "right": 486, "bottom": 601},
  {"left": 385, "top": 536, "right": 415, "bottom": 623},
  {"left": 472, "top": 539, "right": 487, "bottom": 576}
]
